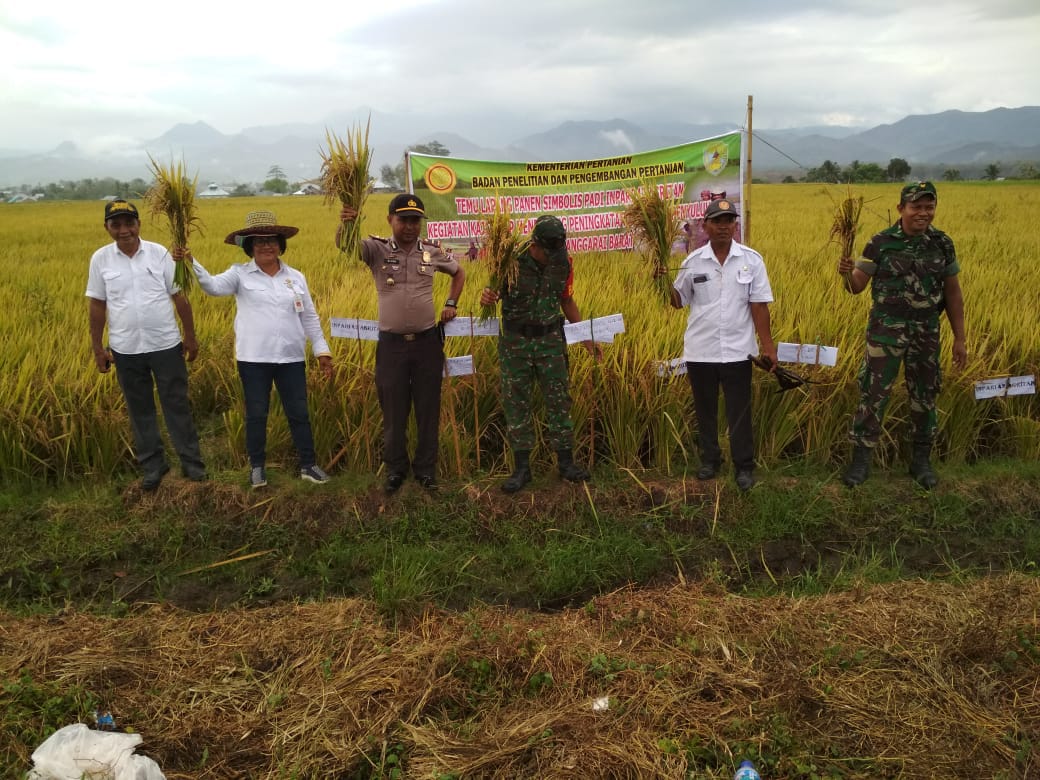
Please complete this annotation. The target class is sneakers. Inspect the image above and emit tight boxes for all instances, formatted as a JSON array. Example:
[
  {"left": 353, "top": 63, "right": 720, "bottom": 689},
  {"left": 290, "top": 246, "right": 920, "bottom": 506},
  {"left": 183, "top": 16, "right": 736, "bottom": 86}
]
[
  {"left": 300, "top": 465, "right": 330, "bottom": 484},
  {"left": 250, "top": 466, "right": 267, "bottom": 489},
  {"left": 384, "top": 472, "right": 406, "bottom": 493},
  {"left": 416, "top": 474, "right": 438, "bottom": 491}
]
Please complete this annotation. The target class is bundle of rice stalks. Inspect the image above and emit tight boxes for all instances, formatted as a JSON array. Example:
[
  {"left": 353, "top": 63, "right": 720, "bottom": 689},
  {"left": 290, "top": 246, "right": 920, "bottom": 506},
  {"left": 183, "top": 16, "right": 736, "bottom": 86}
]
[
  {"left": 143, "top": 155, "right": 201, "bottom": 293},
  {"left": 829, "top": 186, "right": 864, "bottom": 287},
  {"left": 479, "top": 196, "right": 527, "bottom": 321},
  {"left": 320, "top": 119, "right": 373, "bottom": 261},
  {"left": 623, "top": 182, "right": 683, "bottom": 302}
]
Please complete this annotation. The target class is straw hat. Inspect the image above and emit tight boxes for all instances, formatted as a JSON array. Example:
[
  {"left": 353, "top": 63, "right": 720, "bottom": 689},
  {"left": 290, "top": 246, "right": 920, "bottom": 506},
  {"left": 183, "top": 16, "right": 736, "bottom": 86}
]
[{"left": 224, "top": 211, "right": 299, "bottom": 245}]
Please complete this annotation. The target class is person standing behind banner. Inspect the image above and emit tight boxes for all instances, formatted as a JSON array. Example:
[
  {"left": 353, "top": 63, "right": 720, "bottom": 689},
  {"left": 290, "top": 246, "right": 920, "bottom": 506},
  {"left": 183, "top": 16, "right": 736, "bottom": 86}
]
[
  {"left": 479, "top": 215, "right": 597, "bottom": 493},
  {"left": 86, "top": 199, "right": 207, "bottom": 491},
  {"left": 337, "top": 194, "right": 466, "bottom": 493},
  {"left": 175, "top": 211, "right": 333, "bottom": 489},
  {"left": 670, "top": 198, "right": 776, "bottom": 492},
  {"left": 837, "top": 181, "right": 966, "bottom": 490}
]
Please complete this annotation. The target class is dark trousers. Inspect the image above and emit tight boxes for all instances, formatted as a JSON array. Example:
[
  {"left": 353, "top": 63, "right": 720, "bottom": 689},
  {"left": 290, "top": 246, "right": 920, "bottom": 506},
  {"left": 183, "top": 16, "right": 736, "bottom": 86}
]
[
  {"left": 686, "top": 360, "right": 755, "bottom": 472},
  {"left": 375, "top": 331, "right": 444, "bottom": 478},
  {"left": 112, "top": 343, "right": 204, "bottom": 476},
  {"left": 237, "top": 361, "right": 316, "bottom": 469}
]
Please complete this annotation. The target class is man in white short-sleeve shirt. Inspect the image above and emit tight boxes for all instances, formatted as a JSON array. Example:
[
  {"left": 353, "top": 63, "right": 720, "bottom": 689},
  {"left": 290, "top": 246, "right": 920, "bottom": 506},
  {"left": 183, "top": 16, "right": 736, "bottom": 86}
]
[
  {"left": 670, "top": 198, "right": 776, "bottom": 491},
  {"left": 85, "top": 199, "right": 205, "bottom": 490}
]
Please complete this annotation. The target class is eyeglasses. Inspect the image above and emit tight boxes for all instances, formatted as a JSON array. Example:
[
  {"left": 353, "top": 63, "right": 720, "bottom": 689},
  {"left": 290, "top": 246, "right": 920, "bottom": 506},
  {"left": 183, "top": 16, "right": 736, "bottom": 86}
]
[{"left": 252, "top": 236, "right": 280, "bottom": 246}]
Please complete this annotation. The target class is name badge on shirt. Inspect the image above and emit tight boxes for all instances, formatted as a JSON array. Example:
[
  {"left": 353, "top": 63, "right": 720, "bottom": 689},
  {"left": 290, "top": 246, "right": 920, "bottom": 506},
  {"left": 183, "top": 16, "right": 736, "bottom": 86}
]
[
  {"left": 286, "top": 279, "right": 304, "bottom": 312},
  {"left": 693, "top": 274, "right": 709, "bottom": 283}
]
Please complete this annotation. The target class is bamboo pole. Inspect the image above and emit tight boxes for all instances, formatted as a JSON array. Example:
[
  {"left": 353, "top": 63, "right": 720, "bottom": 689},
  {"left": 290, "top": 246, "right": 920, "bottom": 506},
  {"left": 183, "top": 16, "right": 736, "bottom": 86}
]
[{"left": 745, "top": 95, "right": 753, "bottom": 244}]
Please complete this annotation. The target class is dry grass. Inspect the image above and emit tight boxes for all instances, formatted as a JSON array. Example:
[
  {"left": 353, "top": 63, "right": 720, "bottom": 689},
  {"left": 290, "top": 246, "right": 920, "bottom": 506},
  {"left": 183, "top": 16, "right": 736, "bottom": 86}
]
[{"left": 4, "top": 576, "right": 1037, "bottom": 778}]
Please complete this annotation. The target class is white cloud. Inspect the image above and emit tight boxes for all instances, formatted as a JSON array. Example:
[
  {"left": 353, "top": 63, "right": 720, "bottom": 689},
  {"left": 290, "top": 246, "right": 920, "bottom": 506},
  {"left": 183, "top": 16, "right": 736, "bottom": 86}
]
[{"left": 0, "top": 0, "right": 1037, "bottom": 151}]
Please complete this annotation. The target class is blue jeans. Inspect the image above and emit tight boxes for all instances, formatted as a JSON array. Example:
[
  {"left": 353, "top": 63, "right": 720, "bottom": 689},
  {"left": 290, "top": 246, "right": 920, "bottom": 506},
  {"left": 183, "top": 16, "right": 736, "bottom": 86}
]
[{"left": 237, "top": 361, "right": 316, "bottom": 469}]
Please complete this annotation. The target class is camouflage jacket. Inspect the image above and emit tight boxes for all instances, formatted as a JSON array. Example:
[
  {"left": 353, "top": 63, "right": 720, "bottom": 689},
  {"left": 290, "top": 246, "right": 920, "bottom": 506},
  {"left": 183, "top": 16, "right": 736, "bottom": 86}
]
[
  {"left": 500, "top": 250, "right": 573, "bottom": 325},
  {"left": 855, "top": 223, "right": 959, "bottom": 318}
]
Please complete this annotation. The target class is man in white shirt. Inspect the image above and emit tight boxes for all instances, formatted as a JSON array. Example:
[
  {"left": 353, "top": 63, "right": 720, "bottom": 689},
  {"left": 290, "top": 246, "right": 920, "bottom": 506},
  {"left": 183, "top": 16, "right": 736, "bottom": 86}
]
[
  {"left": 86, "top": 200, "right": 206, "bottom": 490},
  {"left": 670, "top": 199, "right": 776, "bottom": 491}
]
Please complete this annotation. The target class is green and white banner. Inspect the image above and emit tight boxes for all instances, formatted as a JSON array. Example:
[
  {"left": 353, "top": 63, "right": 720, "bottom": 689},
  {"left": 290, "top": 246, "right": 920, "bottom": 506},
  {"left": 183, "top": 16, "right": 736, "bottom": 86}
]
[{"left": 406, "top": 131, "right": 744, "bottom": 255}]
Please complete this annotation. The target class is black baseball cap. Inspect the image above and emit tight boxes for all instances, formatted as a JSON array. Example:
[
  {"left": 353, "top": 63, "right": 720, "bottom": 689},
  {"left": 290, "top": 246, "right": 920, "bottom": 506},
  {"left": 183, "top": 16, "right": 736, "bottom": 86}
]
[
  {"left": 104, "top": 200, "right": 139, "bottom": 222},
  {"left": 388, "top": 193, "right": 425, "bottom": 218}
]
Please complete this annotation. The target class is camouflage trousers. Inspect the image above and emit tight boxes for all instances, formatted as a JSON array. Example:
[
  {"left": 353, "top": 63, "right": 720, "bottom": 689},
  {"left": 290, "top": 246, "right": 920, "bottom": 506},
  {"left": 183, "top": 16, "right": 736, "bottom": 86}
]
[
  {"left": 850, "top": 318, "right": 941, "bottom": 447},
  {"left": 499, "top": 331, "right": 573, "bottom": 452}
]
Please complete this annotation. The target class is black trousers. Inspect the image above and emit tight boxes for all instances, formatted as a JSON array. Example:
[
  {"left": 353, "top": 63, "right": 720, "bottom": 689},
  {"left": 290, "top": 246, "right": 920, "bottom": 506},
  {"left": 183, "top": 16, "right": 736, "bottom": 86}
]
[
  {"left": 375, "top": 330, "right": 444, "bottom": 478},
  {"left": 686, "top": 360, "right": 754, "bottom": 472},
  {"left": 112, "top": 343, "right": 204, "bottom": 477}
]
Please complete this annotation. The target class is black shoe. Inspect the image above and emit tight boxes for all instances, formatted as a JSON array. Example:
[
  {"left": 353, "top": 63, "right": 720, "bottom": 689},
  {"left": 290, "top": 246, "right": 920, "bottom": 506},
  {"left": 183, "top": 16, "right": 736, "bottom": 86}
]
[
  {"left": 384, "top": 472, "right": 406, "bottom": 493},
  {"left": 501, "top": 467, "right": 532, "bottom": 494},
  {"left": 735, "top": 469, "right": 756, "bottom": 491},
  {"left": 142, "top": 463, "right": 170, "bottom": 492},
  {"left": 182, "top": 466, "right": 208, "bottom": 482},
  {"left": 696, "top": 463, "right": 719, "bottom": 480},
  {"left": 416, "top": 474, "right": 438, "bottom": 491},
  {"left": 558, "top": 462, "right": 590, "bottom": 482}
]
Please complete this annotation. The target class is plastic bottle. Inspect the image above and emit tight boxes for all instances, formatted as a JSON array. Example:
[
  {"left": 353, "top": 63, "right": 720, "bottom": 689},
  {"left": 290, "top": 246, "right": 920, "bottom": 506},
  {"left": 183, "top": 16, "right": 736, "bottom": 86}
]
[{"left": 733, "top": 759, "right": 761, "bottom": 780}]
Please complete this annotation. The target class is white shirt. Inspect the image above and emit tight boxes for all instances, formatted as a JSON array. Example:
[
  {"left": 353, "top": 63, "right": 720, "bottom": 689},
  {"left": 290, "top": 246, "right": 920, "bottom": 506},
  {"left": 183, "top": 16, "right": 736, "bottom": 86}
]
[
  {"left": 673, "top": 240, "right": 773, "bottom": 363},
  {"left": 85, "top": 239, "right": 183, "bottom": 355},
  {"left": 192, "top": 258, "right": 331, "bottom": 363}
]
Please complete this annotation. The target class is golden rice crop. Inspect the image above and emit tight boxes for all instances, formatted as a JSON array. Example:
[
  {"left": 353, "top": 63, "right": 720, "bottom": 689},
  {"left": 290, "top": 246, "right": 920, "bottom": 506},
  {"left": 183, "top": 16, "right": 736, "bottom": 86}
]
[
  {"left": 478, "top": 195, "right": 527, "bottom": 321},
  {"left": 320, "top": 119, "right": 373, "bottom": 262},
  {"left": 143, "top": 155, "right": 202, "bottom": 292},
  {"left": 1, "top": 182, "right": 1037, "bottom": 482},
  {"left": 828, "top": 186, "right": 865, "bottom": 288},
  {"left": 622, "top": 181, "right": 683, "bottom": 301}
]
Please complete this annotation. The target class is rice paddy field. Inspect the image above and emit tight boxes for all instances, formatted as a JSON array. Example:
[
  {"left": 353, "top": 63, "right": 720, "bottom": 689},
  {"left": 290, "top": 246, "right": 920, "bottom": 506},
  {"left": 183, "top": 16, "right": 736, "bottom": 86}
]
[
  {"left": 1, "top": 182, "right": 1037, "bottom": 485},
  {"left": 2, "top": 181, "right": 1040, "bottom": 778}
]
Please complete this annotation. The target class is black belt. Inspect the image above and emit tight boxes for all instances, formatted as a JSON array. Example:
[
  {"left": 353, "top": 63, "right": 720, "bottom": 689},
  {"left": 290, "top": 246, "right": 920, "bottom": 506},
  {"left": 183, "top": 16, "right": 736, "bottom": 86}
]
[
  {"left": 379, "top": 326, "right": 439, "bottom": 342},
  {"left": 503, "top": 319, "right": 562, "bottom": 338}
]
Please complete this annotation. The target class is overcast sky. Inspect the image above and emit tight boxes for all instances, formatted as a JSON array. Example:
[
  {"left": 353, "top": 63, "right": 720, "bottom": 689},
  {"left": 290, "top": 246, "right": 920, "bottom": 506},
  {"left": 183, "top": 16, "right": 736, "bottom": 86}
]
[{"left": 2, "top": 0, "right": 1038, "bottom": 153}]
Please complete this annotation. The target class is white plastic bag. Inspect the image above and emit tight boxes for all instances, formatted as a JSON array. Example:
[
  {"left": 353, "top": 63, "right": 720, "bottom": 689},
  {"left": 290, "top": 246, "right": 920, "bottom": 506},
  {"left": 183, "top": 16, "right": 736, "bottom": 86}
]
[{"left": 27, "top": 723, "right": 165, "bottom": 780}]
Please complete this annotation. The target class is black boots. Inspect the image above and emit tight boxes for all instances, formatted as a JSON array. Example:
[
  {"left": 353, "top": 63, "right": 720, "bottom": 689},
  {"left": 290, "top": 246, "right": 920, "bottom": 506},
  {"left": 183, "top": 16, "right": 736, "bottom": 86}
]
[
  {"left": 843, "top": 443, "right": 938, "bottom": 489},
  {"left": 842, "top": 446, "right": 872, "bottom": 487},
  {"left": 502, "top": 450, "right": 532, "bottom": 493},
  {"left": 556, "top": 449, "right": 590, "bottom": 483},
  {"left": 502, "top": 449, "right": 590, "bottom": 493},
  {"left": 909, "top": 442, "right": 938, "bottom": 490}
]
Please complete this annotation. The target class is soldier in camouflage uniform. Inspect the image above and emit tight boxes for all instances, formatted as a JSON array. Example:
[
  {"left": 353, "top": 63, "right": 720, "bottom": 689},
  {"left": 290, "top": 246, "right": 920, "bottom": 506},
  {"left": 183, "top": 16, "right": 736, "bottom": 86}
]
[
  {"left": 838, "top": 181, "right": 967, "bottom": 489},
  {"left": 479, "top": 215, "right": 596, "bottom": 493}
]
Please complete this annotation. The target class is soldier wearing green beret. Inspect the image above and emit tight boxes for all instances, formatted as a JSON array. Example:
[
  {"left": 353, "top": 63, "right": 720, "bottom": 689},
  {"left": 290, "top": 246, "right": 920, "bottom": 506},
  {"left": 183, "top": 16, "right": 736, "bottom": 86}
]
[{"left": 837, "top": 181, "right": 967, "bottom": 489}]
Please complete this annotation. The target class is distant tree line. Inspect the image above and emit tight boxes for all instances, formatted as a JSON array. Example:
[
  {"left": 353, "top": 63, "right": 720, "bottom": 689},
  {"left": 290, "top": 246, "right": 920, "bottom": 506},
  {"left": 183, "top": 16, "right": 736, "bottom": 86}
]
[{"left": 784, "top": 158, "right": 1040, "bottom": 184}]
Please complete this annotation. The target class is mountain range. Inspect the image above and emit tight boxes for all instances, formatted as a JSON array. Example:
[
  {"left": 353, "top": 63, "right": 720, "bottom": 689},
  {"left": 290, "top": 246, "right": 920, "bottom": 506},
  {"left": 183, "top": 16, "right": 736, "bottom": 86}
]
[{"left": 2, "top": 106, "right": 1038, "bottom": 188}]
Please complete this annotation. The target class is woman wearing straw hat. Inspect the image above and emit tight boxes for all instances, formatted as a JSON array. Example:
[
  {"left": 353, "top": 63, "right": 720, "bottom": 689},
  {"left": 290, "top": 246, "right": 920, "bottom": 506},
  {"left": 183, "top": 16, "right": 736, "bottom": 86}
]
[{"left": 173, "top": 211, "right": 333, "bottom": 488}]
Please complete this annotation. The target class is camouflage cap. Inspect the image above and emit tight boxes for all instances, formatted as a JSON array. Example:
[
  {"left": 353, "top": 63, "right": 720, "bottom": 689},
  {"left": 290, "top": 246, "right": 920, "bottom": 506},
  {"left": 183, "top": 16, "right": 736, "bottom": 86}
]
[
  {"left": 900, "top": 181, "right": 937, "bottom": 203},
  {"left": 531, "top": 214, "right": 566, "bottom": 243}
]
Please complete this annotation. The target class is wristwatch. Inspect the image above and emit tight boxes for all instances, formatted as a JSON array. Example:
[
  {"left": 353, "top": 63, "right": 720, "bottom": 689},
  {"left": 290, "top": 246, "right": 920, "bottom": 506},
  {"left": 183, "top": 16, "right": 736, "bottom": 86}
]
[{"left": 444, "top": 298, "right": 457, "bottom": 308}]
